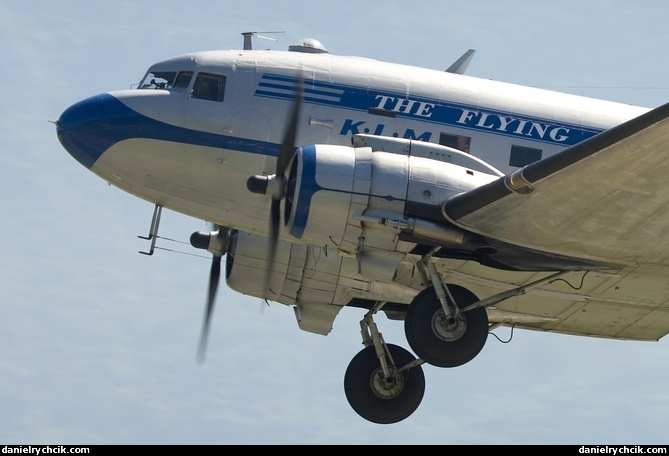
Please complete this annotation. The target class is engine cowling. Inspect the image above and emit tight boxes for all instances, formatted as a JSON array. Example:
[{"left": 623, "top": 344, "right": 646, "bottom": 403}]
[
  {"left": 224, "top": 230, "right": 350, "bottom": 335},
  {"left": 230, "top": 138, "right": 503, "bottom": 335},
  {"left": 225, "top": 230, "right": 292, "bottom": 303},
  {"left": 284, "top": 142, "right": 500, "bottom": 248}
]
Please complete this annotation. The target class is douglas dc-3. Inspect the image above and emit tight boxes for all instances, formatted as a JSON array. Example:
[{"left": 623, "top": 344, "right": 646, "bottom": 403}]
[{"left": 56, "top": 33, "right": 669, "bottom": 424}]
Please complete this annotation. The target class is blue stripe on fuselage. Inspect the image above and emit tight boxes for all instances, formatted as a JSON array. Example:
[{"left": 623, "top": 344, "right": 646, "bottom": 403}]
[
  {"left": 57, "top": 93, "right": 281, "bottom": 169},
  {"left": 255, "top": 74, "right": 604, "bottom": 147}
]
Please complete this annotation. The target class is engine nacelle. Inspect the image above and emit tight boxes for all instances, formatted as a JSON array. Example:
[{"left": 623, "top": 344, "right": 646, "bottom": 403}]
[
  {"left": 284, "top": 142, "right": 500, "bottom": 247},
  {"left": 225, "top": 230, "right": 292, "bottom": 303},
  {"left": 224, "top": 230, "right": 348, "bottom": 335}
]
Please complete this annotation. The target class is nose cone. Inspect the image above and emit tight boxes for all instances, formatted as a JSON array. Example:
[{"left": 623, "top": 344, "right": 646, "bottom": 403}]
[{"left": 57, "top": 94, "right": 112, "bottom": 169}]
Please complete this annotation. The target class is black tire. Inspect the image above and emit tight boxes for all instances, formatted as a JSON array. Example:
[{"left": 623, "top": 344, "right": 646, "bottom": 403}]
[
  {"left": 344, "top": 344, "right": 425, "bottom": 424},
  {"left": 404, "top": 284, "right": 488, "bottom": 368}
]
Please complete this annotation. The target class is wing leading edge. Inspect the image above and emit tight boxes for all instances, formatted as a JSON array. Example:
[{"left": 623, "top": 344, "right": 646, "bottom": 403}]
[{"left": 442, "top": 101, "right": 669, "bottom": 267}]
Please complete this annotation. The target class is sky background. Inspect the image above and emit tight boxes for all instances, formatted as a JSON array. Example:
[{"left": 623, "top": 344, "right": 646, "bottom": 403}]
[{"left": 3, "top": 0, "right": 669, "bottom": 445}]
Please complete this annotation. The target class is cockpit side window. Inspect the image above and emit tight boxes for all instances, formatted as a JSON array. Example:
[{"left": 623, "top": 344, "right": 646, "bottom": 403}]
[
  {"left": 173, "top": 71, "right": 193, "bottom": 89},
  {"left": 191, "top": 72, "right": 226, "bottom": 102},
  {"left": 139, "top": 71, "right": 177, "bottom": 89}
]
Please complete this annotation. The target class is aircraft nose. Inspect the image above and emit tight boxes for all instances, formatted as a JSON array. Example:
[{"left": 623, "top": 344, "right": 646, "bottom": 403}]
[{"left": 56, "top": 94, "right": 110, "bottom": 169}]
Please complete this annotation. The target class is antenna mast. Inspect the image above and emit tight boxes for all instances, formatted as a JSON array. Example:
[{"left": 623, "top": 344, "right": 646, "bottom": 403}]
[{"left": 241, "top": 31, "right": 285, "bottom": 50}]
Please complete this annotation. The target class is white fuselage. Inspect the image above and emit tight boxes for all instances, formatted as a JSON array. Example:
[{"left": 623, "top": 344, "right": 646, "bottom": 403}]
[{"left": 58, "top": 49, "right": 648, "bottom": 238}]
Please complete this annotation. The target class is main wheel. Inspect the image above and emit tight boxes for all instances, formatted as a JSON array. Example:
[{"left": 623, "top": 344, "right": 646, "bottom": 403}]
[
  {"left": 404, "top": 284, "right": 488, "bottom": 368},
  {"left": 344, "top": 343, "right": 425, "bottom": 424}
]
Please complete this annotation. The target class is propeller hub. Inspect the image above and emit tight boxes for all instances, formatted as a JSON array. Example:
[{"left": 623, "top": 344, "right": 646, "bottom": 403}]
[
  {"left": 190, "top": 231, "right": 211, "bottom": 250},
  {"left": 190, "top": 228, "right": 230, "bottom": 258},
  {"left": 247, "top": 175, "right": 269, "bottom": 195}
]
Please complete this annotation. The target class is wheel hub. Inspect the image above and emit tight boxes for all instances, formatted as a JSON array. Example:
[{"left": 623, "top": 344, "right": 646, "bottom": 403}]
[
  {"left": 370, "top": 367, "right": 404, "bottom": 399},
  {"left": 432, "top": 309, "right": 467, "bottom": 341}
]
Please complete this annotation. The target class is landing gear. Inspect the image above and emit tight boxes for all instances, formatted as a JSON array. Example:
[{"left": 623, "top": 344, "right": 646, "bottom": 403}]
[
  {"left": 345, "top": 304, "right": 425, "bottom": 424},
  {"left": 404, "top": 284, "right": 488, "bottom": 368},
  {"left": 345, "top": 344, "right": 425, "bottom": 424}
]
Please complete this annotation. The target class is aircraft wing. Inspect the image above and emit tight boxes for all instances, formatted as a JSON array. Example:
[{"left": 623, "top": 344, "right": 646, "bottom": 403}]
[{"left": 442, "top": 101, "right": 669, "bottom": 268}]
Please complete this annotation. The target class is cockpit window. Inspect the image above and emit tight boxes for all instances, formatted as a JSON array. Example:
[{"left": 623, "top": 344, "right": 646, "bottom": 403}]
[
  {"left": 139, "top": 71, "right": 177, "bottom": 89},
  {"left": 139, "top": 70, "right": 193, "bottom": 90},
  {"left": 173, "top": 71, "right": 193, "bottom": 89},
  {"left": 191, "top": 72, "right": 226, "bottom": 102}
]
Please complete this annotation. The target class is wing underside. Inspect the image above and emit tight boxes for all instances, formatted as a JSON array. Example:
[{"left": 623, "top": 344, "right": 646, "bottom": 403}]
[
  {"left": 443, "top": 101, "right": 669, "bottom": 267},
  {"left": 434, "top": 261, "right": 669, "bottom": 341},
  {"left": 436, "top": 101, "right": 669, "bottom": 341}
]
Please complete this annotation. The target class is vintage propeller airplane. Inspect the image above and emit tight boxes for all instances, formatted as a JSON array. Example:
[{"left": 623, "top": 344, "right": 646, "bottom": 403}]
[{"left": 55, "top": 33, "right": 669, "bottom": 424}]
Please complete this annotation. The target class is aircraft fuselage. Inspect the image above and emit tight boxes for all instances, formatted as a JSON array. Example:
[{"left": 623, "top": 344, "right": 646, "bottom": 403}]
[{"left": 57, "top": 49, "right": 649, "bottom": 237}]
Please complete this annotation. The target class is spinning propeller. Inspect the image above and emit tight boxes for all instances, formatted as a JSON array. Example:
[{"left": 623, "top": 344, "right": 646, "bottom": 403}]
[
  {"left": 247, "top": 75, "right": 303, "bottom": 296},
  {"left": 189, "top": 75, "right": 302, "bottom": 364},
  {"left": 189, "top": 226, "right": 230, "bottom": 364}
]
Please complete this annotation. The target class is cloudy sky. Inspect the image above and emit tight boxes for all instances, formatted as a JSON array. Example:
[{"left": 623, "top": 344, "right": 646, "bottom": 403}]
[{"left": 2, "top": 0, "right": 669, "bottom": 445}]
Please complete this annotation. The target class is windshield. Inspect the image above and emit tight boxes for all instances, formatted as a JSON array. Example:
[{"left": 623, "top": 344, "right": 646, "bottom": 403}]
[{"left": 139, "top": 70, "right": 193, "bottom": 90}]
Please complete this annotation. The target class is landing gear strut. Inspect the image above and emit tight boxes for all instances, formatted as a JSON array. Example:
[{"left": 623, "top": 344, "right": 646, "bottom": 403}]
[
  {"left": 344, "top": 304, "right": 425, "bottom": 424},
  {"left": 404, "top": 256, "right": 489, "bottom": 368}
]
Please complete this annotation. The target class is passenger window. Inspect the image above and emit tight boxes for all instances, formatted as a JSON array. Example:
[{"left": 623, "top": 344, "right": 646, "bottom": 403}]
[
  {"left": 509, "top": 145, "right": 542, "bottom": 167},
  {"left": 439, "top": 133, "right": 471, "bottom": 153},
  {"left": 191, "top": 73, "right": 226, "bottom": 102},
  {"left": 173, "top": 71, "right": 193, "bottom": 89}
]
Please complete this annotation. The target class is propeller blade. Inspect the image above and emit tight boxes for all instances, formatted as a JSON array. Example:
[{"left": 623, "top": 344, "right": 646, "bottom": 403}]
[
  {"left": 263, "top": 198, "right": 282, "bottom": 297},
  {"left": 269, "top": 188, "right": 282, "bottom": 246},
  {"left": 263, "top": 74, "right": 303, "bottom": 298},
  {"left": 275, "top": 76, "right": 303, "bottom": 178},
  {"left": 197, "top": 254, "right": 221, "bottom": 365}
]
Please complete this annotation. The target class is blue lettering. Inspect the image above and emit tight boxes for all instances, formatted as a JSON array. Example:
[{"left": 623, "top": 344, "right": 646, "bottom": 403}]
[
  {"left": 404, "top": 129, "right": 432, "bottom": 141},
  {"left": 341, "top": 119, "right": 365, "bottom": 136}
]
